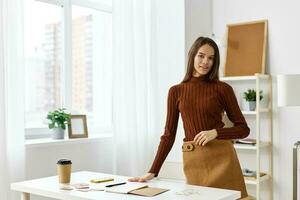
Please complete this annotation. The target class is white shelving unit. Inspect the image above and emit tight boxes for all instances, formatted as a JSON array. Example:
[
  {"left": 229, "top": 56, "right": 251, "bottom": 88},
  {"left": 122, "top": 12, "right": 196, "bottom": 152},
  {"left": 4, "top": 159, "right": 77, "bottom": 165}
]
[
  {"left": 234, "top": 142, "right": 271, "bottom": 150},
  {"left": 220, "top": 73, "right": 273, "bottom": 200}
]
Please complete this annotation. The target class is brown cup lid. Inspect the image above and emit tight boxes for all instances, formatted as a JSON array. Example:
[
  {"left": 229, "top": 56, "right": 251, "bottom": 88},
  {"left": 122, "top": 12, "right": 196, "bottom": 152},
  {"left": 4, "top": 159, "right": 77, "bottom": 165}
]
[{"left": 57, "top": 159, "right": 72, "bottom": 165}]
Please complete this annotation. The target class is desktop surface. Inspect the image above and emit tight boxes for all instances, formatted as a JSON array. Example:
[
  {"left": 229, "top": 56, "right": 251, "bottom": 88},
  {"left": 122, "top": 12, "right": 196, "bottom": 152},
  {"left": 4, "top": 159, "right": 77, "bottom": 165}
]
[{"left": 11, "top": 171, "right": 240, "bottom": 200}]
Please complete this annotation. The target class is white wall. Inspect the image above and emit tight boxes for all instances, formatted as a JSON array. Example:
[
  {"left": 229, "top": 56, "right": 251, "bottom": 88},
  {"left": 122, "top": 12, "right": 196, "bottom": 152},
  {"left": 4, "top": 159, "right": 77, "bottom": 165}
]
[
  {"left": 26, "top": 138, "right": 114, "bottom": 200},
  {"left": 212, "top": 1, "right": 300, "bottom": 199},
  {"left": 185, "top": 0, "right": 212, "bottom": 59},
  {"left": 26, "top": 138, "right": 114, "bottom": 179}
]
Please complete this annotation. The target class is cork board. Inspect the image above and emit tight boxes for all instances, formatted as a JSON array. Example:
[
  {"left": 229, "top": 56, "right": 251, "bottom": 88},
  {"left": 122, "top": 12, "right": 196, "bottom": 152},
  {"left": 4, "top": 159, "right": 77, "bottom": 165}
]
[{"left": 224, "top": 20, "right": 267, "bottom": 76}]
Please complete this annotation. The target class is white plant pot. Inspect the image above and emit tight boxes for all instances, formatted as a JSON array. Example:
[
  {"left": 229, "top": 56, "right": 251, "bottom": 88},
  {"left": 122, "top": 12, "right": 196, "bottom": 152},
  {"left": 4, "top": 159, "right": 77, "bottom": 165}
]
[
  {"left": 52, "top": 128, "right": 65, "bottom": 139},
  {"left": 248, "top": 101, "right": 256, "bottom": 111}
]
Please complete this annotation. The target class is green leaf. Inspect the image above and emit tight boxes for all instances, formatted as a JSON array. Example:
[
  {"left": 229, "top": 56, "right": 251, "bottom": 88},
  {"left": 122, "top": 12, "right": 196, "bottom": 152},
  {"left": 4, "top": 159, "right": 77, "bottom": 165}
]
[
  {"left": 243, "top": 89, "right": 263, "bottom": 102},
  {"left": 46, "top": 108, "right": 71, "bottom": 130},
  {"left": 49, "top": 123, "right": 55, "bottom": 129}
]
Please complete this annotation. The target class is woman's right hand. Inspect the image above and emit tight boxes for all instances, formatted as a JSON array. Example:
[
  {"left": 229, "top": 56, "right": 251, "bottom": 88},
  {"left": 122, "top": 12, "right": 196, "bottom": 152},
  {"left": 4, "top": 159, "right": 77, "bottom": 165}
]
[{"left": 128, "top": 173, "right": 155, "bottom": 182}]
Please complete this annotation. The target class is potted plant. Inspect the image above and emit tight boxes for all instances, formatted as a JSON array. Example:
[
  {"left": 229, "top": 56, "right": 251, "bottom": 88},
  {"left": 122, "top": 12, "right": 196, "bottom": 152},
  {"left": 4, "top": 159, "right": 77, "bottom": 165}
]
[
  {"left": 47, "top": 108, "right": 71, "bottom": 139},
  {"left": 243, "top": 89, "right": 263, "bottom": 111}
]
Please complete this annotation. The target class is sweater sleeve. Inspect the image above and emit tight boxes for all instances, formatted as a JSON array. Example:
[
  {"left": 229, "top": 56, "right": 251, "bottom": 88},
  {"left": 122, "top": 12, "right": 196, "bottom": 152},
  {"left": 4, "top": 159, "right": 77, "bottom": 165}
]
[
  {"left": 148, "top": 86, "right": 179, "bottom": 176},
  {"left": 216, "top": 83, "right": 250, "bottom": 139}
]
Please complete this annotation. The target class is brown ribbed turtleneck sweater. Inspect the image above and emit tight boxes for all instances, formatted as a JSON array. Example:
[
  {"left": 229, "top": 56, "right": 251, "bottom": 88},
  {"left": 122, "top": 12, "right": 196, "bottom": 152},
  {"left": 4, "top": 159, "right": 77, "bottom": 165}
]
[{"left": 149, "top": 76, "right": 250, "bottom": 176}]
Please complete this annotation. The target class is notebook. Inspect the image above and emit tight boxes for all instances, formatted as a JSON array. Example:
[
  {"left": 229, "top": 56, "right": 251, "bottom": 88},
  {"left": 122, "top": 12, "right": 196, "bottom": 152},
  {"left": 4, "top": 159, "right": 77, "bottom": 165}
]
[
  {"left": 129, "top": 187, "right": 169, "bottom": 197},
  {"left": 236, "top": 138, "right": 256, "bottom": 145},
  {"left": 105, "top": 182, "right": 148, "bottom": 194}
]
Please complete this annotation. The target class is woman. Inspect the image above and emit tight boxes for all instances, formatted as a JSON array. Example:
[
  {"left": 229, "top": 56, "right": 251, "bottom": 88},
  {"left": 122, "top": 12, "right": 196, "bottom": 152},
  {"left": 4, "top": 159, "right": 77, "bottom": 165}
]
[{"left": 129, "top": 36, "right": 250, "bottom": 199}]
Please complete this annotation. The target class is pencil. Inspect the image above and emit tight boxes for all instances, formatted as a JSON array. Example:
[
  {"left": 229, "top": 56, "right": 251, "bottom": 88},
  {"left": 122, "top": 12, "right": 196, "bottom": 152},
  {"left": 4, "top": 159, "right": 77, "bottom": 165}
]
[{"left": 90, "top": 178, "right": 114, "bottom": 183}]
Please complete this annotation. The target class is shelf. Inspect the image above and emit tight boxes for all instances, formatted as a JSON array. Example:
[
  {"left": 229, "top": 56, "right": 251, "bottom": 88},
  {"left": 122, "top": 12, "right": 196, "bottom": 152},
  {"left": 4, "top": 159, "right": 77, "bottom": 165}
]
[
  {"left": 225, "top": 108, "right": 270, "bottom": 115},
  {"left": 234, "top": 142, "right": 271, "bottom": 150},
  {"left": 224, "top": 108, "right": 270, "bottom": 116},
  {"left": 219, "top": 74, "right": 272, "bottom": 199},
  {"left": 244, "top": 174, "right": 271, "bottom": 185},
  {"left": 220, "top": 74, "right": 270, "bottom": 81},
  {"left": 241, "top": 108, "right": 270, "bottom": 115}
]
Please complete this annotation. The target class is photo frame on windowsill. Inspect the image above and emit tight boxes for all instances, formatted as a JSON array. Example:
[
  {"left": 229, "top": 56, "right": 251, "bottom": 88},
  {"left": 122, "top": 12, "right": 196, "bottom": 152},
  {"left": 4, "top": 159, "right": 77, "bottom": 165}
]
[{"left": 68, "top": 115, "right": 88, "bottom": 139}]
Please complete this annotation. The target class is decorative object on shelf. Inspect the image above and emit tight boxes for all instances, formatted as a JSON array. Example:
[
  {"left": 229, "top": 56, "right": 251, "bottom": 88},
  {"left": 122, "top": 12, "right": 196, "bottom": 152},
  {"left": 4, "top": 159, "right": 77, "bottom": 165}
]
[
  {"left": 236, "top": 138, "right": 256, "bottom": 145},
  {"left": 47, "top": 108, "right": 71, "bottom": 139},
  {"left": 242, "top": 168, "right": 256, "bottom": 177},
  {"left": 242, "top": 168, "right": 267, "bottom": 182},
  {"left": 242, "top": 168, "right": 266, "bottom": 179},
  {"left": 277, "top": 74, "right": 300, "bottom": 200},
  {"left": 224, "top": 20, "right": 267, "bottom": 76},
  {"left": 243, "top": 89, "right": 263, "bottom": 111},
  {"left": 68, "top": 115, "right": 88, "bottom": 139}
]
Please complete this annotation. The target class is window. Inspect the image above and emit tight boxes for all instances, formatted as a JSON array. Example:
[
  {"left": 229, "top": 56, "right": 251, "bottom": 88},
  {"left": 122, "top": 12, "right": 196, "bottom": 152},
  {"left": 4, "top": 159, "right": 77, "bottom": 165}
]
[
  {"left": 24, "top": 0, "right": 112, "bottom": 137},
  {"left": 24, "top": 1, "right": 63, "bottom": 130},
  {"left": 71, "top": 5, "right": 112, "bottom": 132}
]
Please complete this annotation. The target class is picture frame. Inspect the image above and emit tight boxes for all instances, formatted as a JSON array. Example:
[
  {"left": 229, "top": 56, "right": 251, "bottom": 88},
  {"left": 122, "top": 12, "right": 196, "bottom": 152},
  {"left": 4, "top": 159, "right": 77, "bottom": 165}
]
[
  {"left": 224, "top": 20, "right": 267, "bottom": 76},
  {"left": 68, "top": 115, "right": 88, "bottom": 138}
]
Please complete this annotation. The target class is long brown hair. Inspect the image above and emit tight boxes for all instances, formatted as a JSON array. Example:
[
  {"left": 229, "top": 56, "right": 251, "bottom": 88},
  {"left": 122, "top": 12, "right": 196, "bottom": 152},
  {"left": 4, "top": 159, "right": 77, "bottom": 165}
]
[{"left": 182, "top": 36, "right": 220, "bottom": 83}]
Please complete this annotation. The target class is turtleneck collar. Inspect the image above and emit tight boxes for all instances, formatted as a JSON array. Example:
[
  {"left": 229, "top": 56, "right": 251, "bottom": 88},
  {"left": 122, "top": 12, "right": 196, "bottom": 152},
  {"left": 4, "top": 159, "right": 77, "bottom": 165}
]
[{"left": 189, "top": 76, "right": 207, "bottom": 83}]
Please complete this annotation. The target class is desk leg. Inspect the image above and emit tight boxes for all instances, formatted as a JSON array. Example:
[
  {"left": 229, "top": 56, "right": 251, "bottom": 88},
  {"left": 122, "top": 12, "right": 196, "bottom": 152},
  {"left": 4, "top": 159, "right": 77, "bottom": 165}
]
[{"left": 21, "top": 192, "right": 30, "bottom": 200}]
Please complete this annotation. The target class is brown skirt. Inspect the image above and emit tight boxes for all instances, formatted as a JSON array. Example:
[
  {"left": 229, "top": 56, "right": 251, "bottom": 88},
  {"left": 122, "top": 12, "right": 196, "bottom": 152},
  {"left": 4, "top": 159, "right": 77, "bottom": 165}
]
[{"left": 182, "top": 140, "right": 248, "bottom": 199}]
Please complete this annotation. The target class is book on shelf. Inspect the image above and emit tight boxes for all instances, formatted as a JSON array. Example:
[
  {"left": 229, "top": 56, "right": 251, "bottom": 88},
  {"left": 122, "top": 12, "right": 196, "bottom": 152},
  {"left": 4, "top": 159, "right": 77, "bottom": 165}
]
[
  {"left": 244, "top": 172, "right": 267, "bottom": 181},
  {"left": 242, "top": 168, "right": 267, "bottom": 180},
  {"left": 235, "top": 138, "right": 256, "bottom": 145}
]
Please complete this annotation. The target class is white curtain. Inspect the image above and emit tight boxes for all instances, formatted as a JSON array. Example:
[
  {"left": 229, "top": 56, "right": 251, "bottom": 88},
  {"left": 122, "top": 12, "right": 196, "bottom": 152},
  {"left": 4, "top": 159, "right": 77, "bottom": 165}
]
[
  {"left": 112, "top": 0, "right": 157, "bottom": 176},
  {"left": 0, "top": 0, "right": 25, "bottom": 199}
]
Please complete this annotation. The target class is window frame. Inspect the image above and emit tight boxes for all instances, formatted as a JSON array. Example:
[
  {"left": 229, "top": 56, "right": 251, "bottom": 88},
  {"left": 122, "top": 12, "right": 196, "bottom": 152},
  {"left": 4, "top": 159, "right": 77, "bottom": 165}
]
[{"left": 25, "top": 0, "right": 113, "bottom": 138}]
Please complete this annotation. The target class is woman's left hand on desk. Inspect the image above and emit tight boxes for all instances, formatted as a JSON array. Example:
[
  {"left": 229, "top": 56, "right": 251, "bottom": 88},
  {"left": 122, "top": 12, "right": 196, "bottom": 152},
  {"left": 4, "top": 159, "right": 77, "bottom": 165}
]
[{"left": 128, "top": 173, "right": 155, "bottom": 182}]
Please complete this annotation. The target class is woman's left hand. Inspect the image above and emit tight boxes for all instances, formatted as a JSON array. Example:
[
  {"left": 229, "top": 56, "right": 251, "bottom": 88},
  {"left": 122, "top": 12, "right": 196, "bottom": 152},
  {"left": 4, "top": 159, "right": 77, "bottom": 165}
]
[{"left": 193, "top": 129, "right": 218, "bottom": 146}]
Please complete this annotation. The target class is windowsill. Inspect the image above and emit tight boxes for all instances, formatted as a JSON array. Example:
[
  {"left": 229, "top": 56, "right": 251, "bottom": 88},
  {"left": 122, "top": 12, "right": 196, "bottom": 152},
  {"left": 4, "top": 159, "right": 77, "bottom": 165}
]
[{"left": 26, "top": 133, "right": 113, "bottom": 148}]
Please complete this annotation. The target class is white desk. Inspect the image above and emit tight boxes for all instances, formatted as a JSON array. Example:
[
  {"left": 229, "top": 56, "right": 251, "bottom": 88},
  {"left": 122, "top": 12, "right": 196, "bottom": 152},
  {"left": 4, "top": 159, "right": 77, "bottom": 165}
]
[{"left": 11, "top": 171, "right": 240, "bottom": 200}]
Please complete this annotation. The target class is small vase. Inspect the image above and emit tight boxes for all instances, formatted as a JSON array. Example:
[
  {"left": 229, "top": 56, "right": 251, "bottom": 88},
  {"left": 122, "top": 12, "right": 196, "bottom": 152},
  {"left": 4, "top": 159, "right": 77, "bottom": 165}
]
[
  {"left": 52, "top": 128, "right": 65, "bottom": 139},
  {"left": 248, "top": 101, "right": 256, "bottom": 111}
]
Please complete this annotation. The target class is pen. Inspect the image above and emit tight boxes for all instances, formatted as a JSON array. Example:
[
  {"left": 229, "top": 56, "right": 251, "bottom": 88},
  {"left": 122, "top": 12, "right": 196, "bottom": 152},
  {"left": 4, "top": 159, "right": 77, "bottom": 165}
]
[
  {"left": 90, "top": 178, "right": 114, "bottom": 183},
  {"left": 105, "top": 182, "right": 126, "bottom": 188}
]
